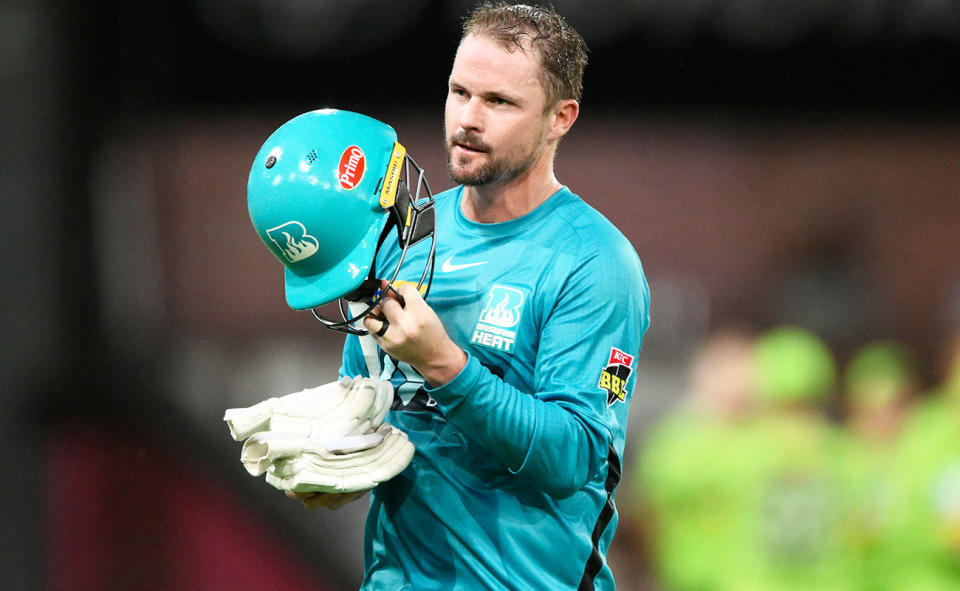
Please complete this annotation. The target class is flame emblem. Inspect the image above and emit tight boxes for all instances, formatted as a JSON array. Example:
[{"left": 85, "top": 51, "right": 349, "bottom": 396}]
[
  {"left": 479, "top": 286, "right": 525, "bottom": 328},
  {"left": 266, "top": 221, "right": 319, "bottom": 263}
]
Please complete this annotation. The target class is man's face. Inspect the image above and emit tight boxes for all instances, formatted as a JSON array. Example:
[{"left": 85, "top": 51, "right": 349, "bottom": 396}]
[{"left": 444, "top": 34, "right": 552, "bottom": 187}]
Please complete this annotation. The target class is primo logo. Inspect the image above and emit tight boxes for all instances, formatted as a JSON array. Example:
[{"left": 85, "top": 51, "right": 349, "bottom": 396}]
[{"left": 472, "top": 285, "right": 525, "bottom": 353}]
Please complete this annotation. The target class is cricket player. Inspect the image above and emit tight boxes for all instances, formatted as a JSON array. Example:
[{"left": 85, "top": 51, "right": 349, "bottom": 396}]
[{"left": 252, "top": 3, "right": 650, "bottom": 589}]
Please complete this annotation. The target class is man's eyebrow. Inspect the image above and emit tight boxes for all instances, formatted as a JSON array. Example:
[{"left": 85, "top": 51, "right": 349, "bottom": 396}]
[
  {"left": 452, "top": 81, "right": 522, "bottom": 102},
  {"left": 482, "top": 88, "right": 525, "bottom": 104}
]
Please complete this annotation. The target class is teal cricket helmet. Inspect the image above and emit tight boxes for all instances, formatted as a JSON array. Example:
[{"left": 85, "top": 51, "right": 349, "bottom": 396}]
[{"left": 248, "top": 109, "right": 436, "bottom": 334}]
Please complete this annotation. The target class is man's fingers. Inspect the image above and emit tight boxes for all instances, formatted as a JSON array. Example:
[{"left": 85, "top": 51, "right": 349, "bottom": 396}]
[
  {"left": 364, "top": 281, "right": 407, "bottom": 337},
  {"left": 380, "top": 296, "right": 404, "bottom": 319},
  {"left": 363, "top": 315, "right": 387, "bottom": 336},
  {"left": 396, "top": 283, "right": 424, "bottom": 306},
  {"left": 326, "top": 490, "right": 368, "bottom": 510},
  {"left": 286, "top": 490, "right": 338, "bottom": 510},
  {"left": 286, "top": 490, "right": 322, "bottom": 508},
  {"left": 365, "top": 281, "right": 432, "bottom": 342},
  {"left": 376, "top": 280, "right": 405, "bottom": 306},
  {"left": 304, "top": 493, "right": 338, "bottom": 510},
  {"left": 285, "top": 489, "right": 366, "bottom": 510}
]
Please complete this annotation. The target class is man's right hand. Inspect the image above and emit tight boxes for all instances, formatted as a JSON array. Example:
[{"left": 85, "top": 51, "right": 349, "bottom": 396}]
[
  {"left": 364, "top": 282, "right": 467, "bottom": 388},
  {"left": 285, "top": 490, "right": 368, "bottom": 510}
]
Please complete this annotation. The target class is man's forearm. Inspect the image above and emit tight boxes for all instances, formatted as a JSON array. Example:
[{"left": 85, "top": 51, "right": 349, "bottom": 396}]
[{"left": 427, "top": 354, "right": 601, "bottom": 499}]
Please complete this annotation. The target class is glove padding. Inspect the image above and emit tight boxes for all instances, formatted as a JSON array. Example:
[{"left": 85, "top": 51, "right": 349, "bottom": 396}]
[
  {"left": 264, "top": 423, "right": 415, "bottom": 493},
  {"left": 223, "top": 376, "right": 393, "bottom": 441},
  {"left": 224, "top": 376, "right": 414, "bottom": 495},
  {"left": 240, "top": 430, "right": 386, "bottom": 477}
]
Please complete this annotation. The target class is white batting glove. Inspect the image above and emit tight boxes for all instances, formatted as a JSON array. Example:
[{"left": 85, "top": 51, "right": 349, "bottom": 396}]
[
  {"left": 223, "top": 376, "right": 393, "bottom": 441},
  {"left": 264, "top": 424, "right": 415, "bottom": 493},
  {"left": 240, "top": 430, "right": 386, "bottom": 477}
]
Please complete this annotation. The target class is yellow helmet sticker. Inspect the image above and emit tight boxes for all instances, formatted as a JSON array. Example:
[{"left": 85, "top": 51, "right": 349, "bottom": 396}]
[
  {"left": 378, "top": 142, "right": 407, "bottom": 209},
  {"left": 391, "top": 279, "right": 428, "bottom": 297}
]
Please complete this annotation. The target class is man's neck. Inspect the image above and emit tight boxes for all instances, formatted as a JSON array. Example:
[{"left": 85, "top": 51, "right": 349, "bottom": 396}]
[{"left": 460, "top": 160, "right": 562, "bottom": 224}]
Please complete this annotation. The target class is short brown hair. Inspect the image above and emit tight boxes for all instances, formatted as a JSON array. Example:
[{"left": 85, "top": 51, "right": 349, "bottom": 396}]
[{"left": 462, "top": 3, "right": 588, "bottom": 108}]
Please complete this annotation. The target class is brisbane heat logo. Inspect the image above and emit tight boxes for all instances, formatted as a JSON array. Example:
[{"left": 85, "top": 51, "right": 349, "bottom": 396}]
[
  {"left": 599, "top": 347, "right": 635, "bottom": 406},
  {"left": 338, "top": 145, "right": 365, "bottom": 190},
  {"left": 266, "top": 221, "right": 319, "bottom": 263},
  {"left": 471, "top": 285, "right": 526, "bottom": 354}
]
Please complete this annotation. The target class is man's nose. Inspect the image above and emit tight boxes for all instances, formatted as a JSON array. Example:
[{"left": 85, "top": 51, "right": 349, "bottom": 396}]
[{"left": 458, "top": 98, "right": 484, "bottom": 132}]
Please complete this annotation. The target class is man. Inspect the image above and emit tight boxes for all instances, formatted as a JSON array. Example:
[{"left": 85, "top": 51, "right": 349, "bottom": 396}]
[{"left": 293, "top": 4, "right": 649, "bottom": 589}]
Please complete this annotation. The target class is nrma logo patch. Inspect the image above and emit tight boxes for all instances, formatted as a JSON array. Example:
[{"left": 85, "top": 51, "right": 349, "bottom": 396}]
[
  {"left": 471, "top": 285, "right": 526, "bottom": 353},
  {"left": 267, "top": 221, "right": 319, "bottom": 263}
]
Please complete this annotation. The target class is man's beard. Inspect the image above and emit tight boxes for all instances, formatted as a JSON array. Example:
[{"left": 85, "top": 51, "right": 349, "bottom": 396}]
[{"left": 445, "top": 130, "right": 541, "bottom": 187}]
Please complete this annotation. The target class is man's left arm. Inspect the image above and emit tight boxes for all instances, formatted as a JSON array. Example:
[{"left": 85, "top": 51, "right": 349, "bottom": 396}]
[{"left": 366, "top": 248, "right": 650, "bottom": 498}]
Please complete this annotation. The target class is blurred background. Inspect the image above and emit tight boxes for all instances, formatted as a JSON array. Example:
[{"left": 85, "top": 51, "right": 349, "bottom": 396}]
[{"left": 3, "top": 0, "right": 960, "bottom": 589}]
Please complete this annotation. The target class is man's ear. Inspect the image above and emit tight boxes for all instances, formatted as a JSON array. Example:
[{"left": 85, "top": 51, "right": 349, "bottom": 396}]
[{"left": 547, "top": 99, "right": 580, "bottom": 141}]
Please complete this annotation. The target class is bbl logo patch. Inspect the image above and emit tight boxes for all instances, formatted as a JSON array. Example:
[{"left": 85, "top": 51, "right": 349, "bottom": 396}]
[
  {"left": 267, "top": 221, "right": 319, "bottom": 263},
  {"left": 471, "top": 285, "right": 525, "bottom": 353},
  {"left": 599, "top": 347, "right": 635, "bottom": 406}
]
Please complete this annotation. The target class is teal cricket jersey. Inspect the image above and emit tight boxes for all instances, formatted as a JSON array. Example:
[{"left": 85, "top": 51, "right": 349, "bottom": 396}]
[{"left": 340, "top": 185, "right": 650, "bottom": 591}]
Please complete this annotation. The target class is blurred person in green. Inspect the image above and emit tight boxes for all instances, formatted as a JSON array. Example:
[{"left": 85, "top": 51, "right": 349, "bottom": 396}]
[
  {"left": 729, "top": 326, "right": 855, "bottom": 591},
  {"left": 632, "top": 328, "right": 762, "bottom": 591},
  {"left": 882, "top": 335, "right": 960, "bottom": 590},
  {"left": 835, "top": 341, "right": 919, "bottom": 591},
  {"left": 635, "top": 326, "right": 857, "bottom": 591}
]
